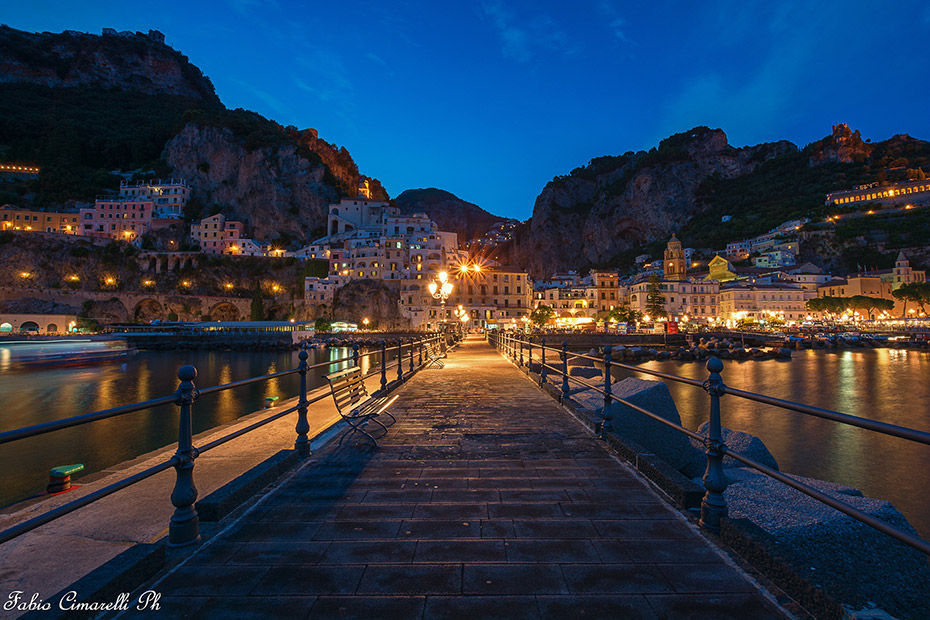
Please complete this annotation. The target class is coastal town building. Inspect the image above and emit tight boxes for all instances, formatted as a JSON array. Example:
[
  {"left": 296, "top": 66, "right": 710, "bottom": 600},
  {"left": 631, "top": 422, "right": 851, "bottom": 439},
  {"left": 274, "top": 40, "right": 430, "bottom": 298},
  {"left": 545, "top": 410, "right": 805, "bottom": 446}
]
[
  {"left": 191, "top": 213, "right": 245, "bottom": 255},
  {"left": 817, "top": 253, "right": 926, "bottom": 317},
  {"left": 304, "top": 277, "right": 337, "bottom": 304},
  {"left": 302, "top": 181, "right": 532, "bottom": 331},
  {"left": 81, "top": 179, "right": 191, "bottom": 242},
  {"left": 826, "top": 180, "right": 930, "bottom": 207},
  {"left": 718, "top": 283, "right": 816, "bottom": 325},
  {"left": 591, "top": 270, "right": 626, "bottom": 315},
  {"left": 627, "top": 236, "right": 721, "bottom": 322},
  {"left": 0, "top": 205, "right": 80, "bottom": 234}
]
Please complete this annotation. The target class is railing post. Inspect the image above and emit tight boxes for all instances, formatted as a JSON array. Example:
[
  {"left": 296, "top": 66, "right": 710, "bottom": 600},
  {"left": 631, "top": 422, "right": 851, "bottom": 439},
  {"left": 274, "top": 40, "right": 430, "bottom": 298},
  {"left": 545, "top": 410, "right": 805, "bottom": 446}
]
[
  {"left": 519, "top": 337, "right": 524, "bottom": 366},
  {"left": 700, "top": 357, "right": 728, "bottom": 531},
  {"left": 540, "top": 338, "right": 547, "bottom": 384},
  {"left": 295, "top": 351, "right": 310, "bottom": 457},
  {"left": 169, "top": 365, "right": 200, "bottom": 547},
  {"left": 397, "top": 340, "right": 404, "bottom": 382},
  {"left": 419, "top": 337, "right": 424, "bottom": 366},
  {"left": 561, "top": 341, "right": 570, "bottom": 397},
  {"left": 409, "top": 337, "right": 415, "bottom": 373},
  {"left": 527, "top": 336, "right": 533, "bottom": 367},
  {"left": 600, "top": 346, "right": 613, "bottom": 439},
  {"left": 380, "top": 340, "right": 387, "bottom": 392}
]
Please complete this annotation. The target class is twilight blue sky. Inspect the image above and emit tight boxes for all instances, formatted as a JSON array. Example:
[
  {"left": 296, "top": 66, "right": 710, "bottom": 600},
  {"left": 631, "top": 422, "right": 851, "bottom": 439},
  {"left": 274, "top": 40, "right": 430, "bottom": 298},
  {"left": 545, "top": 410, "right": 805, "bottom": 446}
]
[{"left": 5, "top": 1, "right": 930, "bottom": 219}]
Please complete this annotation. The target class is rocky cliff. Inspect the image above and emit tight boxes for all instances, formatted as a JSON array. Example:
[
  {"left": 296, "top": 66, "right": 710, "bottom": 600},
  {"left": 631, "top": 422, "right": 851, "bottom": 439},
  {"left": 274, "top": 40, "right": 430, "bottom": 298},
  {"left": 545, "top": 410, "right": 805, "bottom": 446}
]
[
  {"left": 0, "top": 26, "right": 390, "bottom": 242},
  {"left": 807, "top": 123, "right": 873, "bottom": 166},
  {"left": 505, "top": 127, "right": 794, "bottom": 278},
  {"left": 163, "top": 120, "right": 386, "bottom": 243},
  {"left": 394, "top": 188, "right": 505, "bottom": 242},
  {"left": 0, "top": 26, "right": 219, "bottom": 105}
]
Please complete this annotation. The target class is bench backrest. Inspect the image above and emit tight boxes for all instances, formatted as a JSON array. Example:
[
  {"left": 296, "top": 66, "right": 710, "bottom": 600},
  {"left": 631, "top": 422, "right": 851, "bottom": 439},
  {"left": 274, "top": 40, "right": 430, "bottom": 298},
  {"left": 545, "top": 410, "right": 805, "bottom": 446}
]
[{"left": 324, "top": 367, "right": 369, "bottom": 414}]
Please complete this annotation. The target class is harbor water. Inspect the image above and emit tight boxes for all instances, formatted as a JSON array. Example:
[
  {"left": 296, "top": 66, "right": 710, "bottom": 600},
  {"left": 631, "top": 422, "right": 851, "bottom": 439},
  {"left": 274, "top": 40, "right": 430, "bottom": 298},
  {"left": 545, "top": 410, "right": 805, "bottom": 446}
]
[
  {"left": 613, "top": 347, "right": 930, "bottom": 539},
  {"left": 0, "top": 343, "right": 374, "bottom": 509}
]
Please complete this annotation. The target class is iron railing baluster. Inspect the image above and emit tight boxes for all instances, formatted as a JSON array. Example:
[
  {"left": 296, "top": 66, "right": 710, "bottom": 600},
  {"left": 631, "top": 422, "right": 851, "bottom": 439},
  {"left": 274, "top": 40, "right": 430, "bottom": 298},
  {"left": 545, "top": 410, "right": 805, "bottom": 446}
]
[{"left": 169, "top": 365, "right": 200, "bottom": 547}]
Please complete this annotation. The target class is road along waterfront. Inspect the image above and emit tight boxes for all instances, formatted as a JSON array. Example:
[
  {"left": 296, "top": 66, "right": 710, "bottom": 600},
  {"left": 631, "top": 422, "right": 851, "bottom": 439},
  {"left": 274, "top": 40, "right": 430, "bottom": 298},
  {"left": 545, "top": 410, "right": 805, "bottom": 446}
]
[
  {"left": 612, "top": 347, "right": 930, "bottom": 539},
  {"left": 0, "top": 345, "right": 372, "bottom": 509}
]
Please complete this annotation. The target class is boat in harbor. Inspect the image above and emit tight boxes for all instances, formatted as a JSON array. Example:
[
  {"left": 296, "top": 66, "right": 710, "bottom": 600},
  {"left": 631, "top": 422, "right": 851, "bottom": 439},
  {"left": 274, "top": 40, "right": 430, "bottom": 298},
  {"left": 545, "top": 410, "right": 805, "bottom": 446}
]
[{"left": 1, "top": 339, "right": 136, "bottom": 370}]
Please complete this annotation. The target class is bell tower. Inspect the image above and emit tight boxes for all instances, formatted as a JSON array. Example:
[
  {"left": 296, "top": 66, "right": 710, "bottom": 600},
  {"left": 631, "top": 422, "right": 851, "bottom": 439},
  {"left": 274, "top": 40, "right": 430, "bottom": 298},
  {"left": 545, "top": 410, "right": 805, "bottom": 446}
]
[{"left": 664, "top": 234, "right": 686, "bottom": 281}]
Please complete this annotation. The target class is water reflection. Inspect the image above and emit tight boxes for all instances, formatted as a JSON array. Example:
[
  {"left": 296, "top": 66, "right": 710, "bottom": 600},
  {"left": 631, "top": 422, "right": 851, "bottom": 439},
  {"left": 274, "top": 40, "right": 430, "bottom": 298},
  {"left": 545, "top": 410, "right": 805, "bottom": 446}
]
[
  {"left": 613, "top": 348, "right": 930, "bottom": 538},
  {"left": 0, "top": 347, "right": 357, "bottom": 509}
]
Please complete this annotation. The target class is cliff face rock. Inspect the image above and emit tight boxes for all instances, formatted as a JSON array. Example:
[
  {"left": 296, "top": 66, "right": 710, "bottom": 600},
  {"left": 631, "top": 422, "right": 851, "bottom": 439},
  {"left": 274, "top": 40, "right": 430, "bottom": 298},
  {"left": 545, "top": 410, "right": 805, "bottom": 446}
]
[
  {"left": 163, "top": 123, "right": 385, "bottom": 243},
  {"left": 808, "top": 123, "right": 873, "bottom": 166},
  {"left": 394, "top": 188, "right": 505, "bottom": 242},
  {"left": 506, "top": 127, "right": 795, "bottom": 278},
  {"left": 298, "top": 279, "right": 408, "bottom": 329},
  {"left": 0, "top": 26, "right": 219, "bottom": 105}
]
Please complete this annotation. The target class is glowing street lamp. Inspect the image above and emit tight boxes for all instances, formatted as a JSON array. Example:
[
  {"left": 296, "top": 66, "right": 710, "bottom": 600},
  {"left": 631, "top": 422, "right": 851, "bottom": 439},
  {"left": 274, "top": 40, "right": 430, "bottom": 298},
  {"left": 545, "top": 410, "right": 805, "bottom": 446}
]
[
  {"left": 363, "top": 317, "right": 370, "bottom": 330},
  {"left": 428, "top": 271, "right": 454, "bottom": 329}
]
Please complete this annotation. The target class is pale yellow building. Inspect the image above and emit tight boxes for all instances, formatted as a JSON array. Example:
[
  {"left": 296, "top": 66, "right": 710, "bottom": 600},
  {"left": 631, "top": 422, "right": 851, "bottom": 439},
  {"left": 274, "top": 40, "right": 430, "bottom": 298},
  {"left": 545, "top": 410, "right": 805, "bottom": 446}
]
[
  {"left": 0, "top": 205, "right": 80, "bottom": 234},
  {"left": 719, "top": 283, "right": 815, "bottom": 325}
]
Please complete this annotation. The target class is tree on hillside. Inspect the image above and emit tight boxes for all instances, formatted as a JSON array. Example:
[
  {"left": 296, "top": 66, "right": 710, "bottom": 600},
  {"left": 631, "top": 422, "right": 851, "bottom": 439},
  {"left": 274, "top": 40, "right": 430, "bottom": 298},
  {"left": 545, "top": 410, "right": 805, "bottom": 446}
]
[
  {"left": 249, "top": 285, "right": 265, "bottom": 321},
  {"left": 645, "top": 276, "right": 667, "bottom": 319},
  {"left": 530, "top": 304, "right": 555, "bottom": 327}
]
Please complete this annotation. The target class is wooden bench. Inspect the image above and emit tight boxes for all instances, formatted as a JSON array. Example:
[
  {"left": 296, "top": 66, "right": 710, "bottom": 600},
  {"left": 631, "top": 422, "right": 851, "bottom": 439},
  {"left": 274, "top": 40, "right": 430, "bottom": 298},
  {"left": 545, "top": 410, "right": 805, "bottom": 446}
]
[
  {"left": 324, "top": 367, "right": 398, "bottom": 447},
  {"left": 425, "top": 340, "right": 445, "bottom": 369}
]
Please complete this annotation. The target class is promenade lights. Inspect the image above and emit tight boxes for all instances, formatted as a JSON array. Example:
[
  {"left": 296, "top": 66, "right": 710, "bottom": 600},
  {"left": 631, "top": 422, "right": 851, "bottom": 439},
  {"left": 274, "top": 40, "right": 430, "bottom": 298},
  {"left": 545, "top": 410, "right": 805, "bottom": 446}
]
[
  {"left": 363, "top": 317, "right": 370, "bottom": 330},
  {"left": 19, "top": 271, "right": 30, "bottom": 279},
  {"left": 428, "top": 271, "right": 454, "bottom": 327}
]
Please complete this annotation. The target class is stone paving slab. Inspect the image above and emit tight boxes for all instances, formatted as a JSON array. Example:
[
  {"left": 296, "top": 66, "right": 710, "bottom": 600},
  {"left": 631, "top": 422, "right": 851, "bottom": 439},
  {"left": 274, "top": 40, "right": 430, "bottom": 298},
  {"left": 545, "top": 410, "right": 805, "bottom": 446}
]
[{"left": 118, "top": 336, "right": 787, "bottom": 620}]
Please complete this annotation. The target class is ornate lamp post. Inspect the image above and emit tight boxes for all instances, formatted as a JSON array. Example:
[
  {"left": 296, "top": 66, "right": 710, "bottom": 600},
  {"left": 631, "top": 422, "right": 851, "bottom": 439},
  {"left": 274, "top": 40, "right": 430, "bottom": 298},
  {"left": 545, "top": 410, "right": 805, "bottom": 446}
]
[
  {"left": 453, "top": 305, "right": 470, "bottom": 335},
  {"left": 428, "top": 271, "right": 454, "bottom": 331}
]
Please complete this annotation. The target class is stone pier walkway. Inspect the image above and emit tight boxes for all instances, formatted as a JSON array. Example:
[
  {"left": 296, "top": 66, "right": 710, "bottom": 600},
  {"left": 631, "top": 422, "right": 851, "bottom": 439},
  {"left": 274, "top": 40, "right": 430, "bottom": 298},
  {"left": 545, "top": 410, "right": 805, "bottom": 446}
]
[{"left": 131, "top": 336, "right": 786, "bottom": 620}]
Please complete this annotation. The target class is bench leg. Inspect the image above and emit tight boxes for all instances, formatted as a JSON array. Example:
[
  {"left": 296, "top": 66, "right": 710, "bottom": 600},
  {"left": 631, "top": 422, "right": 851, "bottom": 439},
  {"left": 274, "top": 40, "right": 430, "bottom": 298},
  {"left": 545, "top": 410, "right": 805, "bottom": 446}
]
[
  {"left": 340, "top": 417, "right": 381, "bottom": 447},
  {"left": 381, "top": 410, "right": 397, "bottom": 424}
]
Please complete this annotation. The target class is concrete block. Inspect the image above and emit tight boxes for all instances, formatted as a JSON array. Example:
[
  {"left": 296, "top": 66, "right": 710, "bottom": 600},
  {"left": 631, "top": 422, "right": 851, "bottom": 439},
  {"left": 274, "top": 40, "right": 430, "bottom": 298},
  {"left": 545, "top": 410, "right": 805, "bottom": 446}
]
[
  {"left": 572, "top": 377, "right": 705, "bottom": 477},
  {"left": 721, "top": 468, "right": 930, "bottom": 619},
  {"left": 691, "top": 422, "right": 780, "bottom": 471},
  {"left": 568, "top": 366, "right": 602, "bottom": 379}
]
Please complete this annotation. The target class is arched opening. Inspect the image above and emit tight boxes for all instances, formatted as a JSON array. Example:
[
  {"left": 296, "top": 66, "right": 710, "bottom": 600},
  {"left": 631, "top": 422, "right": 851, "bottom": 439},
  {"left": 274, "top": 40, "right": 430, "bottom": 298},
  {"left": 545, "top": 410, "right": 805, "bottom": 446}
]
[
  {"left": 46, "top": 323, "right": 58, "bottom": 333},
  {"left": 19, "top": 321, "right": 39, "bottom": 333},
  {"left": 133, "top": 299, "right": 165, "bottom": 323},
  {"left": 208, "top": 302, "right": 240, "bottom": 321},
  {"left": 0, "top": 323, "right": 12, "bottom": 333},
  {"left": 266, "top": 305, "right": 289, "bottom": 321}
]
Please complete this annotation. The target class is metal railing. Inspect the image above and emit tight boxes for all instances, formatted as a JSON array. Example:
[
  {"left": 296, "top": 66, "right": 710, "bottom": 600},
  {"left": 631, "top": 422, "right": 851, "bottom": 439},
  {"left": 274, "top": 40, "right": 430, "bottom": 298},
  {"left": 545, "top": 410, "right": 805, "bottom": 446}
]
[
  {"left": 0, "top": 334, "right": 443, "bottom": 547},
  {"left": 489, "top": 330, "right": 930, "bottom": 556}
]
